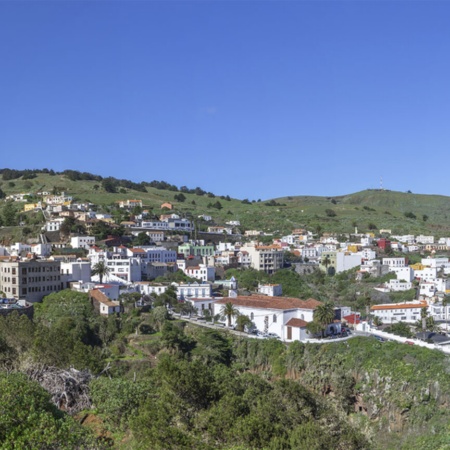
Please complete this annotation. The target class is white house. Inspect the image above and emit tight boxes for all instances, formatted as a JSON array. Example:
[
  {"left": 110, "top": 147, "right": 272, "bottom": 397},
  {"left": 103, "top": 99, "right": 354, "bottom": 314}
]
[
  {"left": 213, "top": 296, "right": 322, "bottom": 341},
  {"left": 45, "top": 218, "right": 65, "bottom": 232},
  {"left": 71, "top": 236, "right": 95, "bottom": 250},
  {"left": 413, "top": 267, "right": 437, "bottom": 282},
  {"left": 61, "top": 259, "right": 91, "bottom": 287},
  {"left": 176, "top": 282, "right": 212, "bottom": 300},
  {"left": 184, "top": 264, "right": 216, "bottom": 282},
  {"left": 258, "top": 283, "right": 282, "bottom": 297},
  {"left": 382, "top": 257, "right": 407, "bottom": 268},
  {"left": 389, "top": 266, "right": 414, "bottom": 282},
  {"left": 371, "top": 300, "right": 428, "bottom": 324},
  {"left": 134, "top": 282, "right": 170, "bottom": 297},
  {"left": 90, "top": 289, "right": 121, "bottom": 315},
  {"left": 185, "top": 297, "right": 218, "bottom": 316},
  {"left": 416, "top": 235, "right": 434, "bottom": 244},
  {"left": 387, "top": 279, "right": 413, "bottom": 291}
]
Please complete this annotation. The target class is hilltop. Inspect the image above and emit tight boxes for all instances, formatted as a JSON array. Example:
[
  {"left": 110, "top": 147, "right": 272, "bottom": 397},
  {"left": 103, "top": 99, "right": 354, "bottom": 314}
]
[{"left": 1, "top": 168, "right": 450, "bottom": 237}]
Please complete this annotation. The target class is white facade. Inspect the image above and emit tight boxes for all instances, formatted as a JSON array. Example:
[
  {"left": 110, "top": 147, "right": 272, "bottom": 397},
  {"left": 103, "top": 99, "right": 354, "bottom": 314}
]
[
  {"left": 416, "top": 235, "right": 434, "bottom": 244},
  {"left": 213, "top": 296, "right": 320, "bottom": 341},
  {"left": 419, "top": 282, "right": 436, "bottom": 297},
  {"left": 9, "top": 242, "right": 32, "bottom": 256},
  {"left": 387, "top": 279, "right": 413, "bottom": 291},
  {"left": 382, "top": 257, "right": 406, "bottom": 267},
  {"left": 421, "top": 257, "right": 450, "bottom": 269},
  {"left": 336, "top": 252, "right": 362, "bottom": 273},
  {"left": 134, "top": 282, "right": 170, "bottom": 296},
  {"left": 45, "top": 218, "right": 65, "bottom": 232},
  {"left": 186, "top": 297, "right": 217, "bottom": 315},
  {"left": 61, "top": 260, "right": 91, "bottom": 287},
  {"left": 258, "top": 284, "right": 282, "bottom": 297},
  {"left": 414, "top": 267, "right": 437, "bottom": 282},
  {"left": 371, "top": 301, "right": 428, "bottom": 324},
  {"left": 176, "top": 283, "right": 212, "bottom": 300},
  {"left": 184, "top": 265, "right": 216, "bottom": 282},
  {"left": 389, "top": 266, "right": 414, "bottom": 282},
  {"left": 71, "top": 236, "right": 96, "bottom": 250}
]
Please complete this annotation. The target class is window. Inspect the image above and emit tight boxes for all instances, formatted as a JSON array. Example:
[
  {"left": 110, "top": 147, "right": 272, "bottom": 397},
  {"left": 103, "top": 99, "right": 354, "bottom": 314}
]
[
  {"left": 250, "top": 312, "right": 254, "bottom": 320},
  {"left": 273, "top": 314, "right": 277, "bottom": 323}
]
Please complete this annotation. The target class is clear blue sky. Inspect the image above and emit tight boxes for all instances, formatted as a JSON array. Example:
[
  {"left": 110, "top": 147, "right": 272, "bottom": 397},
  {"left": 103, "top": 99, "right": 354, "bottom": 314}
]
[{"left": 1, "top": 1, "right": 450, "bottom": 200}]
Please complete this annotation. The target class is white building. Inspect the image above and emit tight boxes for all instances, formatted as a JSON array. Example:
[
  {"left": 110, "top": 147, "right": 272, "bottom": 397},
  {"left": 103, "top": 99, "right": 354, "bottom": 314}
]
[
  {"left": 90, "top": 289, "right": 121, "bottom": 315},
  {"left": 382, "top": 257, "right": 407, "bottom": 268},
  {"left": 419, "top": 282, "right": 436, "bottom": 298},
  {"left": 389, "top": 266, "right": 414, "bottom": 282},
  {"left": 185, "top": 297, "right": 218, "bottom": 316},
  {"left": 387, "top": 279, "right": 413, "bottom": 291},
  {"left": 134, "top": 282, "right": 170, "bottom": 297},
  {"left": 176, "top": 282, "right": 212, "bottom": 300},
  {"left": 416, "top": 235, "right": 435, "bottom": 244},
  {"left": 413, "top": 267, "right": 437, "bottom": 282},
  {"left": 258, "top": 283, "right": 282, "bottom": 297},
  {"left": 61, "top": 259, "right": 91, "bottom": 287},
  {"left": 71, "top": 236, "right": 95, "bottom": 250},
  {"left": 371, "top": 300, "right": 428, "bottom": 324},
  {"left": 184, "top": 264, "right": 216, "bottom": 282},
  {"left": 45, "top": 218, "right": 65, "bottom": 232},
  {"left": 213, "top": 296, "right": 322, "bottom": 341}
]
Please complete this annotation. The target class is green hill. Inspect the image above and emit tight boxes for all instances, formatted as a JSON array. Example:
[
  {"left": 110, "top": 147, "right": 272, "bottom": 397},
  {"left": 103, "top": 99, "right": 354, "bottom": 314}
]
[{"left": 1, "top": 169, "right": 450, "bottom": 238}]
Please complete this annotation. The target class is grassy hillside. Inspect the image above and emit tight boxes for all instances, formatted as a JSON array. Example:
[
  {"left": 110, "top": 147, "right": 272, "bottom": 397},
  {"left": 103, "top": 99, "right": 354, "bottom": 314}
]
[{"left": 1, "top": 171, "right": 450, "bottom": 237}]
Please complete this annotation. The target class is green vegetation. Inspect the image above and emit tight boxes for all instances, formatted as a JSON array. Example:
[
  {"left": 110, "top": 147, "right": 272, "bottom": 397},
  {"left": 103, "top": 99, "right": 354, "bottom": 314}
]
[
  {"left": 1, "top": 170, "right": 450, "bottom": 238},
  {"left": 2, "top": 289, "right": 450, "bottom": 449}
]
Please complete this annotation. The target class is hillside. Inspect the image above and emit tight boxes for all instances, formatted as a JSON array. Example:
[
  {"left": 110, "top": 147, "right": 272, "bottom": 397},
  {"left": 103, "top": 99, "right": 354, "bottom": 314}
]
[{"left": 1, "top": 169, "right": 450, "bottom": 237}]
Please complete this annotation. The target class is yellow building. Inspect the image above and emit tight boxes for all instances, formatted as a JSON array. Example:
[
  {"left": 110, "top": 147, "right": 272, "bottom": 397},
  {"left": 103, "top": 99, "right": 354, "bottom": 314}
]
[{"left": 23, "top": 203, "right": 40, "bottom": 212}]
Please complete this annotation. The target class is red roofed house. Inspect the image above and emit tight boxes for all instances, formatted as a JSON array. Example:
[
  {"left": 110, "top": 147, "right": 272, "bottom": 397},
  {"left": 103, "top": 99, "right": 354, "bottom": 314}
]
[
  {"left": 90, "top": 289, "right": 122, "bottom": 315},
  {"left": 213, "top": 295, "right": 322, "bottom": 341}
]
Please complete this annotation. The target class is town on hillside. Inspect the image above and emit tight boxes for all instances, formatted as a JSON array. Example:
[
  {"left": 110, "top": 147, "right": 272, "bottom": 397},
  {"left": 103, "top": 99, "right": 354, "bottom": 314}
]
[{"left": 2, "top": 190, "right": 450, "bottom": 348}]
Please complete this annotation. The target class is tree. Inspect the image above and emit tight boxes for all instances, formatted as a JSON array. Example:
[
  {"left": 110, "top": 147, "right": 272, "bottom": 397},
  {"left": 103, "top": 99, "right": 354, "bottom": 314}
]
[
  {"left": 235, "top": 314, "right": 253, "bottom": 332},
  {"left": 306, "top": 320, "right": 323, "bottom": 337},
  {"left": 3, "top": 201, "right": 17, "bottom": 226},
  {"left": 372, "top": 316, "right": 383, "bottom": 327},
  {"left": 102, "top": 177, "right": 118, "bottom": 193},
  {"left": 91, "top": 260, "right": 110, "bottom": 284},
  {"left": 443, "top": 296, "right": 449, "bottom": 333},
  {"left": 133, "top": 232, "right": 151, "bottom": 246},
  {"left": 321, "top": 255, "right": 331, "bottom": 274},
  {"left": 313, "top": 303, "right": 335, "bottom": 337},
  {"left": 220, "top": 302, "right": 240, "bottom": 327},
  {"left": 420, "top": 306, "right": 428, "bottom": 332},
  {"left": 174, "top": 193, "right": 186, "bottom": 202},
  {"left": 0, "top": 372, "right": 95, "bottom": 448}
]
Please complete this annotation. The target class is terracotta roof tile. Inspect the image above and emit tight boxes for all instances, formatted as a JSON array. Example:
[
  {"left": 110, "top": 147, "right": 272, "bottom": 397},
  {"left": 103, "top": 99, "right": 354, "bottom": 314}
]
[
  {"left": 286, "top": 318, "right": 309, "bottom": 328},
  {"left": 371, "top": 301, "right": 427, "bottom": 311},
  {"left": 215, "top": 295, "right": 321, "bottom": 311}
]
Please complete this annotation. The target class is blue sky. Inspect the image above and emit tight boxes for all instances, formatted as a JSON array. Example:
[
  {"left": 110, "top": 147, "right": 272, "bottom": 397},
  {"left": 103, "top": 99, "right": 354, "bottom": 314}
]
[{"left": 1, "top": 1, "right": 450, "bottom": 200}]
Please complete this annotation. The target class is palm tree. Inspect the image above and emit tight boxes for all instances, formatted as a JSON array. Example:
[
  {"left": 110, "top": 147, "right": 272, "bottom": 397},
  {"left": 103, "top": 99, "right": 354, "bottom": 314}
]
[
  {"left": 443, "top": 296, "right": 449, "bottom": 333},
  {"left": 363, "top": 294, "right": 372, "bottom": 322},
  {"left": 420, "top": 306, "right": 429, "bottom": 333},
  {"left": 322, "top": 255, "right": 331, "bottom": 273},
  {"left": 314, "top": 302, "right": 335, "bottom": 338},
  {"left": 91, "top": 260, "right": 110, "bottom": 284},
  {"left": 220, "top": 302, "right": 240, "bottom": 327}
]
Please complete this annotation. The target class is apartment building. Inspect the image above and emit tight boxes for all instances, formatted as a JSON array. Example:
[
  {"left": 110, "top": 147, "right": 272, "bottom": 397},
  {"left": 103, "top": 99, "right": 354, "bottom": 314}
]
[
  {"left": 0, "top": 258, "right": 62, "bottom": 302},
  {"left": 240, "top": 244, "right": 284, "bottom": 274}
]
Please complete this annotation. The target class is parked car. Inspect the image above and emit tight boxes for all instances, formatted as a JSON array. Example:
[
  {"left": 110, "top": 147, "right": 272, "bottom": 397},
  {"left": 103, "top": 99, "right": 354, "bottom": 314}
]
[
  {"left": 405, "top": 340, "right": 415, "bottom": 345},
  {"left": 265, "top": 332, "right": 280, "bottom": 339}
]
